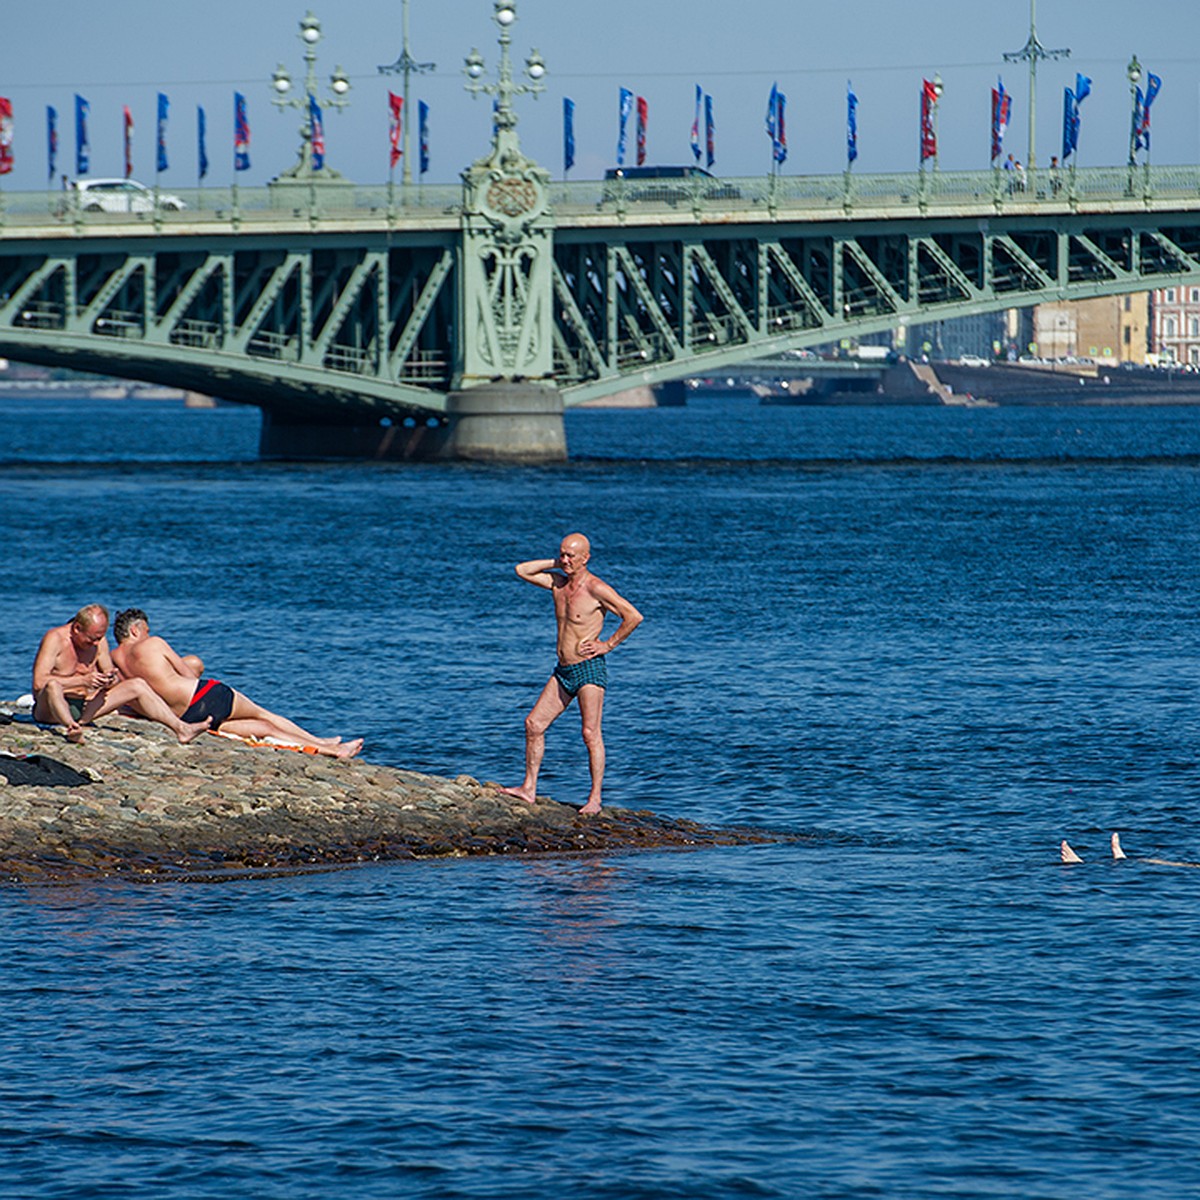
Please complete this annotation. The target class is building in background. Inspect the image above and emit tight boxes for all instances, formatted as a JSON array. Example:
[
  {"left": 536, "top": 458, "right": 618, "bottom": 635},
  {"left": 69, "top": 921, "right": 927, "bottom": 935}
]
[
  {"left": 1030, "top": 294, "right": 1148, "bottom": 364},
  {"left": 1149, "top": 284, "right": 1200, "bottom": 366}
]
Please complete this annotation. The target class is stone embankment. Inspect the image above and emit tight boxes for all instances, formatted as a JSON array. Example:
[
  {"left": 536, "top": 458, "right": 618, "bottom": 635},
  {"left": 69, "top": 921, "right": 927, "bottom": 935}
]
[{"left": 0, "top": 712, "right": 779, "bottom": 882}]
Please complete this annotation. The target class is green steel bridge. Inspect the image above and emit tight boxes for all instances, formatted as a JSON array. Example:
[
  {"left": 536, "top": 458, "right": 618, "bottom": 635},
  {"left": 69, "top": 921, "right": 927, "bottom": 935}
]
[{"left": 3, "top": 162, "right": 1200, "bottom": 459}]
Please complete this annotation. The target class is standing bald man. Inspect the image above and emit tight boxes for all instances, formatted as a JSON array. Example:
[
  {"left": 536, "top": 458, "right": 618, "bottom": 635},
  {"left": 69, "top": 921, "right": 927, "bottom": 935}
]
[{"left": 502, "top": 533, "right": 643, "bottom": 814}]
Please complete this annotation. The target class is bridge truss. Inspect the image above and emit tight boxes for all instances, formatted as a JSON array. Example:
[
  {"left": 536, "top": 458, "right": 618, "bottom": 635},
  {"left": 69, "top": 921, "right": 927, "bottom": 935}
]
[{"left": 1, "top": 170, "right": 1200, "bottom": 418}]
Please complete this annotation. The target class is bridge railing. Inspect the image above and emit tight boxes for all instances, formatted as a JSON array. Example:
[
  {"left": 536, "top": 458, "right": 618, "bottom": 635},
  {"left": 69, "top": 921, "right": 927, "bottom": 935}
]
[{"left": 1, "top": 166, "right": 1200, "bottom": 232}]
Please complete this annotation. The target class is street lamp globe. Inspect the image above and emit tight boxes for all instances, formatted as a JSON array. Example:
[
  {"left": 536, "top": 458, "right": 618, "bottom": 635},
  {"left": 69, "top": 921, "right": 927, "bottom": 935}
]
[
  {"left": 1127, "top": 55, "right": 1142, "bottom": 86},
  {"left": 494, "top": 1, "right": 516, "bottom": 26},
  {"left": 301, "top": 12, "right": 322, "bottom": 44},
  {"left": 933, "top": 73, "right": 944, "bottom": 101},
  {"left": 330, "top": 65, "right": 350, "bottom": 95},
  {"left": 525, "top": 49, "right": 545, "bottom": 81},
  {"left": 465, "top": 48, "right": 485, "bottom": 79},
  {"left": 273, "top": 65, "right": 292, "bottom": 95}
]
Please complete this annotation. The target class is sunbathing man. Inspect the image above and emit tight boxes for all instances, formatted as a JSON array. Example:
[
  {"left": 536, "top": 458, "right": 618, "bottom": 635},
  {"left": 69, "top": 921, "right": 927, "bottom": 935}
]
[
  {"left": 111, "top": 608, "right": 363, "bottom": 759},
  {"left": 501, "top": 533, "right": 643, "bottom": 814},
  {"left": 32, "top": 603, "right": 211, "bottom": 744}
]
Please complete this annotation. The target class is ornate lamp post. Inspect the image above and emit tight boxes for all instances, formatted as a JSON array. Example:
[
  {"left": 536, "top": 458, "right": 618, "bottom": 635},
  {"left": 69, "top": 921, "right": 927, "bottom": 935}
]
[
  {"left": 1127, "top": 54, "right": 1143, "bottom": 166},
  {"left": 270, "top": 11, "right": 351, "bottom": 182},
  {"left": 378, "top": 0, "right": 435, "bottom": 187},
  {"left": 445, "top": 0, "right": 564, "bottom": 463},
  {"left": 462, "top": 0, "right": 547, "bottom": 160},
  {"left": 1004, "top": 0, "right": 1070, "bottom": 177}
]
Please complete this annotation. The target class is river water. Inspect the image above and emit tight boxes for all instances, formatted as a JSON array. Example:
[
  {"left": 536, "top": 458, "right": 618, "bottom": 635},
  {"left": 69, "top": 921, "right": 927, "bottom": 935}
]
[{"left": 3, "top": 392, "right": 1200, "bottom": 1198}]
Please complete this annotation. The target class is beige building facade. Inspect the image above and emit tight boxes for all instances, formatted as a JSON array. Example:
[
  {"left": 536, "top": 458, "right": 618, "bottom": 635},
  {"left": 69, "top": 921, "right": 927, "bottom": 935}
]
[{"left": 1030, "top": 294, "right": 1149, "bottom": 364}]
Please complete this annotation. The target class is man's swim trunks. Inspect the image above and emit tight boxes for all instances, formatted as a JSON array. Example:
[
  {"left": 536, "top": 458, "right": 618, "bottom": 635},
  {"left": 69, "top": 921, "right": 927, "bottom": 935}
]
[
  {"left": 181, "top": 679, "right": 235, "bottom": 729},
  {"left": 66, "top": 696, "right": 86, "bottom": 722},
  {"left": 554, "top": 656, "right": 608, "bottom": 696}
]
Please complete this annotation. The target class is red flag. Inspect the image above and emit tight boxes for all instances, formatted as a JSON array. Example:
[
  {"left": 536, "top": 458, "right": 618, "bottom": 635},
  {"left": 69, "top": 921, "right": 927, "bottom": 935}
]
[
  {"left": 636, "top": 95, "right": 648, "bottom": 166},
  {"left": 388, "top": 92, "right": 403, "bottom": 169},
  {"left": 920, "top": 79, "right": 938, "bottom": 161},
  {"left": 123, "top": 105, "right": 134, "bottom": 178},
  {"left": 0, "top": 98, "right": 13, "bottom": 176}
]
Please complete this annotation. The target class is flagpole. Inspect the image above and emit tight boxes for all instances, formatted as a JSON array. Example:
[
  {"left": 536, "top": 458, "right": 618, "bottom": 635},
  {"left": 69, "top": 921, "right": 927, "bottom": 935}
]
[
  {"left": 378, "top": 0, "right": 436, "bottom": 188},
  {"left": 1003, "top": 0, "right": 1069, "bottom": 178}
]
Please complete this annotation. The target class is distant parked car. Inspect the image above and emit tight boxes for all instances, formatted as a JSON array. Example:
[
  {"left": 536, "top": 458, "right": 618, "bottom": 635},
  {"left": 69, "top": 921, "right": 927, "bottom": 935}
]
[
  {"left": 74, "top": 179, "right": 187, "bottom": 213},
  {"left": 956, "top": 354, "right": 991, "bottom": 367}
]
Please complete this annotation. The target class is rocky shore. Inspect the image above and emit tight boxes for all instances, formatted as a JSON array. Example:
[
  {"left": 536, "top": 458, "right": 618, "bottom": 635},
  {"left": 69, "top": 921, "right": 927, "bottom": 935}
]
[{"left": 0, "top": 711, "right": 781, "bottom": 882}]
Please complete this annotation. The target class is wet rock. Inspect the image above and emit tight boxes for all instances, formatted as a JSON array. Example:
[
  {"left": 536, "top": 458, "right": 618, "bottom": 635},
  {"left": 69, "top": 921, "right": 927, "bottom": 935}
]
[{"left": 0, "top": 711, "right": 786, "bottom": 882}]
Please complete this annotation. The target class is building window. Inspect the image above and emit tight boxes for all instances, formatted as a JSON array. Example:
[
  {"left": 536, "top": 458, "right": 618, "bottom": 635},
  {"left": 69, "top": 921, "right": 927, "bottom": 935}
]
[
  {"left": 1191, "top": 288, "right": 1200, "bottom": 303},
  {"left": 1124, "top": 326, "right": 1131, "bottom": 345},
  {"left": 1166, "top": 288, "right": 1177, "bottom": 303},
  {"left": 1191, "top": 318, "right": 1200, "bottom": 338},
  {"left": 1192, "top": 347, "right": 1200, "bottom": 366},
  {"left": 1124, "top": 296, "right": 1133, "bottom": 312},
  {"left": 1165, "top": 317, "right": 1178, "bottom": 337}
]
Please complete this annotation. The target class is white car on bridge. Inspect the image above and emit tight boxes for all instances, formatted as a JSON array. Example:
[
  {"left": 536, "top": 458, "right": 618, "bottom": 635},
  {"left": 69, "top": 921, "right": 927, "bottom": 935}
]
[{"left": 74, "top": 179, "right": 187, "bottom": 213}]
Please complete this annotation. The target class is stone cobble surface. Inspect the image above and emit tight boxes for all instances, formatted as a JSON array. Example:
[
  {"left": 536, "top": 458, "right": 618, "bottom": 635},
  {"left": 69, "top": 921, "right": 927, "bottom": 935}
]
[{"left": 0, "top": 712, "right": 779, "bottom": 881}]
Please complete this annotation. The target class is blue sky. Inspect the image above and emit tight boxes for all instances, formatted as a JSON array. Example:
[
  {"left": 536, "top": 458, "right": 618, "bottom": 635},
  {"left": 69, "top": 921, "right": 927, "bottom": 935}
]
[{"left": 2, "top": 0, "right": 1198, "bottom": 190}]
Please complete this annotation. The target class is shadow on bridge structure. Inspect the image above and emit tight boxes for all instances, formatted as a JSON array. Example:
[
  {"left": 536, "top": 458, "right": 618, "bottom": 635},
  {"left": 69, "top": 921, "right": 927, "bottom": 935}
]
[{"left": 4, "top": 28, "right": 1200, "bottom": 463}]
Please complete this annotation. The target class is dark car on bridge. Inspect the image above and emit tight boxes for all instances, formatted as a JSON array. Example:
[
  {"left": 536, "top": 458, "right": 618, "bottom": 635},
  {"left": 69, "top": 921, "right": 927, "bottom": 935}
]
[{"left": 602, "top": 166, "right": 741, "bottom": 206}]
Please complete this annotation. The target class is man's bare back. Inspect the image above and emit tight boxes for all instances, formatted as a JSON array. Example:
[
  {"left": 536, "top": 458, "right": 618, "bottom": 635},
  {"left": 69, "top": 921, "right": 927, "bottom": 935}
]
[{"left": 112, "top": 632, "right": 199, "bottom": 714}]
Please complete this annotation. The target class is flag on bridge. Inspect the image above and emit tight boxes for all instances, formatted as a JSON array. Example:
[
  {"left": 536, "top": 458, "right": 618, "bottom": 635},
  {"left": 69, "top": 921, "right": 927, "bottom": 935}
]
[
  {"left": 705, "top": 93, "right": 715, "bottom": 168},
  {"left": 419, "top": 100, "right": 429, "bottom": 175},
  {"left": 563, "top": 96, "right": 575, "bottom": 173},
  {"left": 47, "top": 105, "right": 58, "bottom": 182},
  {"left": 388, "top": 92, "right": 403, "bottom": 169},
  {"left": 991, "top": 78, "right": 1011, "bottom": 163},
  {"left": 123, "top": 106, "right": 133, "bottom": 178},
  {"left": 310, "top": 94, "right": 325, "bottom": 169},
  {"left": 1062, "top": 73, "right": 1090, "bottom": 162},
  {"left": 1134, "top": 72, "right": 1161, "bottom": 152},
  {"left": 0, "top": 98, "right": 13, "bottom": 176},
  {"left": 197, "top": 106, "right": 209, "bottom": 181},
  {"left": 636, "top": 95, "right": 648, "bottom": 166},
  {"left": 847, "top": 83, "right": 859, "bottom": 166},
  {"left": 75, "top": 94, "right": 89, "bottom": 175},
  {"left": 234, "top": 92, "right": 251, "bottom": 172},
  {"left": 765, "top": 83, "right": 786, "bottom": 166},
  {"left": 690, "top": 84, "right": 701, "bottom": 163},
  {"left": 920, "top": 79, "right": 938, "bottom": 162},
  {"left": 616, "top": 87, "right": 632, "bottom": 165},
  {"left": 156, "top": 93, "right": 169, "bottom": 172}
]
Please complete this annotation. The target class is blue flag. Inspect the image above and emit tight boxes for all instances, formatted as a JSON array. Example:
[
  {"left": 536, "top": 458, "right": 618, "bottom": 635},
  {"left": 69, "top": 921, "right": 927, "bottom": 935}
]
[
  {"left": 234, "top": 92, "right": 251, "bottom": 172},
  {"left": 1062, "top": 87, "right": 1077, "bottom": 161},
  {"left": 705, "top": 93, "right": 715, "bottom": 168},
  {"left": 563, "top": 97, "right": 575, "bottom": 173},
  {"left": 765, "top": 82, "right": 778, "bottom": 144},
  {"left": 156, "top": 93, "right": 169, "bottom": 172},
  {"left": 310, "top": 94, "right": 325, "bottom": 169},
  {"left": 47, "top": 105, "right": 58, "bottom": 181},
  {"left": 773, "top": 91, "right": 787, "bottom": 165},
  {"left": 1075, "top": 73, "right": 1092, "bottom": 105},
  {"left": 74, "top": 94, "right": 89, "bottom": 176},
  {"left": 690, "top": 84, "right": 701, "bottom": 164},
  {"left": 1136, "top": 72, "right": 1162, "bottom": 150},
  {"left": 197, "top": 106, "right": 208, "bottom": 180},
  {"left": 617, "top": 87, "right": 632, "bottom": 165},
  {"left": 419, "top": 100, "right": 429, "bottom": 175},
  {"left": 847, "top": 83, "right": 859, "bottom": 165}
]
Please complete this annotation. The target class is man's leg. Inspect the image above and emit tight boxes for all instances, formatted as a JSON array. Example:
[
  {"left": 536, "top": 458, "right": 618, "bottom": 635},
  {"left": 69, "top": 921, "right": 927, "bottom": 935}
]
[
  {"left": 81, "top": 679, "right": 210, "bottom": 744},
  {"left": 225, "top": 691, "right": 344, "bottom": 747},
  {"left": 33, "top": 681, "right": 85, "bottom": 742},
  {"left": 576, "top": 684, "right": 606, "bottom": 815},
  {"left": 219, "top": 712, "right": 362, "bottom": 758},
  {"left": 501, "top": 677, "right": 571, "bottom": 803}
]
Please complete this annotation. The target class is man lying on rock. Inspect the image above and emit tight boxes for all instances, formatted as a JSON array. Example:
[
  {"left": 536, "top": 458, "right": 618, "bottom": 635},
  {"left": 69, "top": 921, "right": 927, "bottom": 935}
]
[
  {"left": 111, "top": 608, "right": 363, "bottom": 759},
  {"left": 32, "top": 604, "right": 211, "bottom": 745}
]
